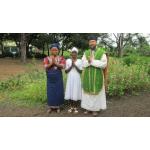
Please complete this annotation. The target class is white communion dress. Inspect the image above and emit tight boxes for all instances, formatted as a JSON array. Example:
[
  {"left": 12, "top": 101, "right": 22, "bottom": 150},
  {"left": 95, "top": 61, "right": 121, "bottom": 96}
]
[{"left": 65, "top": 59, "right": 83, "bottom": 101}]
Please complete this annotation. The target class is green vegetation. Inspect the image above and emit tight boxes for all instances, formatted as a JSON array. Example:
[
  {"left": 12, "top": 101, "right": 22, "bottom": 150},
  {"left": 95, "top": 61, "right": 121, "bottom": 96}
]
[{"left": 108, "top": 56, "right": 150, "bottom": 96}]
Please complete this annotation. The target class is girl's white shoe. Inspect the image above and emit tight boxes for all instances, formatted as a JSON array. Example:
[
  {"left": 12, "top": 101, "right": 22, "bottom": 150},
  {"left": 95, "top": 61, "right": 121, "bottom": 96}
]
[
  {"left": 68, "top": 108, "right": 73, "bottom": 113},
  {"left": 84, "top": 110, "right": 89, "bottom": 114},
  {"left": 73, "top": 108, "right": 79, "bottom": 114}
]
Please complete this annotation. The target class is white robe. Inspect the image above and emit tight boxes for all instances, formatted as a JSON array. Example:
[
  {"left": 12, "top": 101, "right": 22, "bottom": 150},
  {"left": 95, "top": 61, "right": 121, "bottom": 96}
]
[
  {"left": 65, "top": 59, "right": 82, "bottom": 101},
  {"left": 81, "top": 52, "right": 107, "bottom": 111}
]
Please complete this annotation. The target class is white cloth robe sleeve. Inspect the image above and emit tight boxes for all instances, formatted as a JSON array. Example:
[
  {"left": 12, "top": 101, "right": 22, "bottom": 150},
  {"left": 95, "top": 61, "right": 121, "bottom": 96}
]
[
  {"left": 91, "top": 53, "right": 107, "bottom": 69},
  {"left": 82, "top": 53, "right": 107, "bottom": 69},
  {"left": 65, "top": 59, "right": 83, "bottom": 70},
  {"left": 65, "top": 59, "right": 71, "bottom": 70},
  {"left": 78, "top": 59, "right": 83, "bottom": 70},
  {"left": 81, "top": 53, "right": 90, "bottom": 68}
]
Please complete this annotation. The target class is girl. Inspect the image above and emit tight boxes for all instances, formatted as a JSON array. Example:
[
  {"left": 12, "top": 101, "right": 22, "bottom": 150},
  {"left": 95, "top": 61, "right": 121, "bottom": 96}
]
[
  {"left": 43, "top": 43, "right": 65, "bottom": 113},
  {"left": 65, "top": 47, "right": 82, "bottom": 114}
]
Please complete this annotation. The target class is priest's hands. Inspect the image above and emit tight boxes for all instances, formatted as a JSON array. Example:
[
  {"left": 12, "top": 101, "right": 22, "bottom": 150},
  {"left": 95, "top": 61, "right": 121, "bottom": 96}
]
[{"left": 88, "top": 56, "right": 93, "bottom": 64}]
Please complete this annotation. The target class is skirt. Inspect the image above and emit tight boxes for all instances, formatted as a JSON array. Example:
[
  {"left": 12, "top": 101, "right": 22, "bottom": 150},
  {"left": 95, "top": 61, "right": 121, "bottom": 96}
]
[{"left": 46, "top": 69, "right": 64, "bottom": 107}]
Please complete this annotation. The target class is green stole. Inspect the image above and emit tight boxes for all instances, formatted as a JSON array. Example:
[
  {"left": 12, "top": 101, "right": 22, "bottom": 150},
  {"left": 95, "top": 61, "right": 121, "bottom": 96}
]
[{"left": 83, "top": 47, "right": 105, "bottom": 95}]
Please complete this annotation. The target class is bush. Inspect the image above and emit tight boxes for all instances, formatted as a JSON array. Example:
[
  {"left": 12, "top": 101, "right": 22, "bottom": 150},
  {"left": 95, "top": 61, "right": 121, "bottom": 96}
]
[
  {"left": 108, "top": 57, "right": 150, "bottom": 96},
  {"left": 123, "top": 55, "right": 137, "bottom": 66},
  {"left": 9, "top": 79, "right": 47, "bottom": 105},
  {"left": 123, "top": 55, "right": 150, "bottom": 66},
  {"left": 0, "top": 75, "right": 26, "bottom": 90},
  {"left": 137, "top": 45, "right": 150, "bottom": 56},
  {"left": 63, "top": 51, "right": 71, "bottom": 59}
]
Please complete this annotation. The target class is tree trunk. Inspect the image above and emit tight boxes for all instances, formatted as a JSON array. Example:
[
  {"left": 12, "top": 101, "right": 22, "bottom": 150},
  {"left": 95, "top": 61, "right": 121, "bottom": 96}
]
[
  {"left": 117, "top": 33, "right": 124, "bottom": 57},
  {"left": 61, "top": 50, "right": 64, "bottom": 56},
  {"left": 20, "top": 33, "right": 27, "bottom": 63},
  {"left": 61, "top": 45, "right": 64, "bottom": 56},
  {"left": 42, "top": 44, "right": 45, "bottom": 55},
  {"left": 0, "top": 41, "right": 3, "bottom": 55},
  {"left": 26, "top": 43, "right": 29, "bottom": 57},
  {"left": 47, "top": 43, "right": 49, "bottom": 56}
]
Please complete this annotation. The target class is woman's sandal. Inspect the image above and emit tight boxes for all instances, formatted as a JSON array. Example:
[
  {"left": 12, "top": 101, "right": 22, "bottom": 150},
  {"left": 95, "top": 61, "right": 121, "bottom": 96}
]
[
  {"left": 47, "top": 108, "right": 52, "bottom": 114},
  {"left": 56, "top": 108, "right": 61, "bottom": 113}
]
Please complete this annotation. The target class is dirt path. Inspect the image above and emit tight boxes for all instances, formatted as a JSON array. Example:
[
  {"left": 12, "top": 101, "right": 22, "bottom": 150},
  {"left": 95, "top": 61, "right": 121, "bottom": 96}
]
[{"left": 0, "top": 92, "right": 150, "bottom": 117}]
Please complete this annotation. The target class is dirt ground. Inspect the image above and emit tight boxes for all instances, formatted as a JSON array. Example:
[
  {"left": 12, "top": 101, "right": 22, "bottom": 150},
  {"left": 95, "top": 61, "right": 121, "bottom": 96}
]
[
  {"left": 0, "top": 58, "right": 150, "bottom": 117},
  {"left": 0, "top": 91, "right": 149, "bottom": 117},
  {"left": 0, "top": 58, "right": 43, "bottom": 80}
]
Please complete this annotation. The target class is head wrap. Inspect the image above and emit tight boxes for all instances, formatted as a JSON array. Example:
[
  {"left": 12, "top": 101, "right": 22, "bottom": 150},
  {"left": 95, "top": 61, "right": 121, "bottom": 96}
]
[
  {"left": 71, "top": 47, "right": 78, "bottom": 53},
  {"left": 49, "top": 43, "right": 60, "bottom": 50}
]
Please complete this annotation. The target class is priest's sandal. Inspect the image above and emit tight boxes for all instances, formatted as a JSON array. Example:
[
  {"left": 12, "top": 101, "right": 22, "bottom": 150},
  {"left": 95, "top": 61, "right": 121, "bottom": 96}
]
[{"left": 92, "top": 111, "right": 98, "bottom": 117}]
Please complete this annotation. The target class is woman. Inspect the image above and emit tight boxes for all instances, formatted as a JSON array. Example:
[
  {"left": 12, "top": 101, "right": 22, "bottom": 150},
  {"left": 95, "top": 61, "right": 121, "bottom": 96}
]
[
  {"left": 65, "top": 47, "right": 82, "bottom": 114},
  {"left": 43, "top": 43, "right": 65, "bottom": 113}
]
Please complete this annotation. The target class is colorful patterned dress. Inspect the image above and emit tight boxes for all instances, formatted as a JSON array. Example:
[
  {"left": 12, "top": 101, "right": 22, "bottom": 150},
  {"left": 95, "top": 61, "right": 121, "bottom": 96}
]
[{"left": 43, "top": 56, "right": 65, "bottom": 108}]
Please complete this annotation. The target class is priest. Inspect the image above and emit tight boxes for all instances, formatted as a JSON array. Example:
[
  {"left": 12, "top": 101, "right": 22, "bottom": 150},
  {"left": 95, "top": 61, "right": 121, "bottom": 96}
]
[{"left": 81, "top": 35, "right": 108, "bottom": 116}]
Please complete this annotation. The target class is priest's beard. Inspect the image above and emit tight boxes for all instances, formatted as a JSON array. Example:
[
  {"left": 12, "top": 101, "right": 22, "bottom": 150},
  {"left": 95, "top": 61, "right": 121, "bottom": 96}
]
[{"left": 90, "top": 46, "right": 96, "bottom": 51}]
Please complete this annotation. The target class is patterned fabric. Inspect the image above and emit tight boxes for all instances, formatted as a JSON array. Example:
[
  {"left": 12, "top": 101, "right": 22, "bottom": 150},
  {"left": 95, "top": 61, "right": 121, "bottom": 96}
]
[{"left": 43, "top": 56, "right": 66, "bottom": 70}]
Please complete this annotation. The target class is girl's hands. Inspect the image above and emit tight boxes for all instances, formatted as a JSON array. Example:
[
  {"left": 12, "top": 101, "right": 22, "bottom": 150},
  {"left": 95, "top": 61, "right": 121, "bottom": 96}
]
[{"left": 72, "top": 60, "right": 75, "bottom": 67}]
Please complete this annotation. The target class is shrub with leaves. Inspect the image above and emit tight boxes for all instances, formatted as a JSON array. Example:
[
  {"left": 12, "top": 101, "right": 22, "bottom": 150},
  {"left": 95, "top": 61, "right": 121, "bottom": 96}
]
[{"left": 108, "top": 57, "right": 150, "bottom": 96}]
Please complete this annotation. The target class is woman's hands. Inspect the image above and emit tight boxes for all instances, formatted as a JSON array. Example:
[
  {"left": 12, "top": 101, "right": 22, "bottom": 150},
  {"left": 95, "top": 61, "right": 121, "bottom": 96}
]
[{"left": 52, "top": 56, "right": 64, "bottom": 69}]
